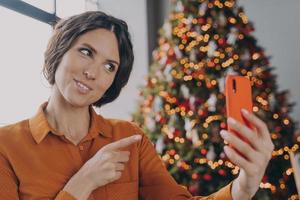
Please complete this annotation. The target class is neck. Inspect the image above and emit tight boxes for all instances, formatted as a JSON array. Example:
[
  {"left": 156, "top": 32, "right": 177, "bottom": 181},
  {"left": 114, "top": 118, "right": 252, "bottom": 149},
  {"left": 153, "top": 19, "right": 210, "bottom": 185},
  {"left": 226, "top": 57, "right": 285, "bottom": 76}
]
[{"left": 45, "top": 86, "right": 90, "bottom": 145}]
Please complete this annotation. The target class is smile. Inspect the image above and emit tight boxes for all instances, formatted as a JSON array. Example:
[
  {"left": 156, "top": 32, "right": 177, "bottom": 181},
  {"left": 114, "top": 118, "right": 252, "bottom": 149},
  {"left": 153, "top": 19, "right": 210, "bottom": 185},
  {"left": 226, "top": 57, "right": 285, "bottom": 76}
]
[{"left": 74, "top": 79, "right": 92, "bottom": 93}]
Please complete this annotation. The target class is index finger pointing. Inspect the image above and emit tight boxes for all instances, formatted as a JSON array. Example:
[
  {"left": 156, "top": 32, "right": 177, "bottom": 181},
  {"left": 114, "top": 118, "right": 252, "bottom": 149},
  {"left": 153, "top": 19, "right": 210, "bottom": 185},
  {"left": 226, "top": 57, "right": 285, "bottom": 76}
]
[{"left": 103, "top": 135, "right": 142, "bottom": 151}]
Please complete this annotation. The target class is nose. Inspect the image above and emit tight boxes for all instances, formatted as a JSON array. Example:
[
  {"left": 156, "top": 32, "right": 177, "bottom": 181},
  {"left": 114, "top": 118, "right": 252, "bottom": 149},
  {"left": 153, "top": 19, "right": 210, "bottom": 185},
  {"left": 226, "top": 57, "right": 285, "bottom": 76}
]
[
  {"left": 83, "top": 70, "right": 96, "bottom": 80},
  {"left": 83, "top": 57, "right": 104, "bottom": 80}
]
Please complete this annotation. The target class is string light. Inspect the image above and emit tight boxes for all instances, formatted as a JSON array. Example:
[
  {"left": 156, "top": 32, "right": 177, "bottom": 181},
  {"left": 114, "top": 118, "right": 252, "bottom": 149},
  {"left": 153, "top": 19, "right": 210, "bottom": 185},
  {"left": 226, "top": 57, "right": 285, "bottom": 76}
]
[
  {"left": 286, "top": 168, "right": 293, "bottom": 176},
  {"left": 256, "top": 96, "right": 268, "bottom": 106},
  {"left": 232, "top": 166, "right": 239, "bottom": 175},
  {"left": 273, "top": 114, "right": 279, "bottom": 119},
  {"left": 202, "top": 133, "right": 208, "bottom": 139},
  {"left": 203, "top": 34, "right": 210, "bottom": 42},
  {"left": 260, "top": 182, "right": 276, "bottom": 192},
  {"left": 272, "top": 144, "right": 299, "bottom": 157},
  {"left": 228, "top": 17, "right": 236, "bottom": 24},
  {"left": 201, "top": 23, "right": 211, "bottom": 32},
  {"left": 252, "top": 53, "right": 260, "bottom": 60},
  {"left": 284, "top": 154, "right": 290, "bottom": 160},
  {"left": 179, "top": 44, "right": 184, "bottom": 49},
  {"left": 238, "top": 12, "right": 249, "bottom": 24},
  {"left": 163, "top": 143, "right": 298, "bottom": 170},
  {"left": 283, "top": 118, "right": 290, "bottom": 125},
  {"left": 205, "top": 115, "right": 222, "bottom": 124},
  {"left": 238, "top": 34, "right": 244, "bottom": 39},
  {"left": 253, "top": 106, "right": 259, "bottom": 112},
  {"left": 221, "top": 58, "right": 234, "bottom": 68},
  {"left": 255, "top": 67, "right": 263, "bottom": 73},
  {"left": 233, "top": 54, "right": 239, "bottom": 60},
  {"left": 224, "top": 1, "right": 234, "bottom": 8},
  {"left": 271, "top": 133, "right": 278, "bottom": 140},
  {"left": 280, "top": 183, "right": 286, "bottom": 189}
]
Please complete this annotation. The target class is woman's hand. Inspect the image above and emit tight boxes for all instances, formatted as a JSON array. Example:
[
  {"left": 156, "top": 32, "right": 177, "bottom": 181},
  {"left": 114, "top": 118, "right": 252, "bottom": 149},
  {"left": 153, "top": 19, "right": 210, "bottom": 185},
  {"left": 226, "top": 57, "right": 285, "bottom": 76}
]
[
  {"left": 63, "top": 135, "right": 142, "bottom": 200},
  {"left": 220, "top": 109, "right": 274, "bottom": 200}
]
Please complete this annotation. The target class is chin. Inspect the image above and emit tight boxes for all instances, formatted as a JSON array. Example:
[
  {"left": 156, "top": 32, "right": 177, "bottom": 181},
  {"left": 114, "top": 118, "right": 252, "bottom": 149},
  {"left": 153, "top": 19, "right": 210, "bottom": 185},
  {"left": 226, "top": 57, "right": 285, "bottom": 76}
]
[{"left": 64, "top": 96, "right": 92, "bottom": 108}]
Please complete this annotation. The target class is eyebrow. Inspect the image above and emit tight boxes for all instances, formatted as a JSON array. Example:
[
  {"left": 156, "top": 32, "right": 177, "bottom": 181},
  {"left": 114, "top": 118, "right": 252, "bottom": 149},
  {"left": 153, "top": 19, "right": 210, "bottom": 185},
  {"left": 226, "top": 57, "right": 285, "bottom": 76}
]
[{"left": 81, "top": 43, "right": 120, "bottom": 66}]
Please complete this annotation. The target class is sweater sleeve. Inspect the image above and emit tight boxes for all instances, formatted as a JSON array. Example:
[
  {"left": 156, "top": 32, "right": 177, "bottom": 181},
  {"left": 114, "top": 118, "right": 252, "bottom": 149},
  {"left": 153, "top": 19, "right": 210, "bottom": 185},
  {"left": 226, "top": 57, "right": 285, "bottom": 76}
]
[{"left": 133, "top": 124, "right": 233, "bottom": 200}]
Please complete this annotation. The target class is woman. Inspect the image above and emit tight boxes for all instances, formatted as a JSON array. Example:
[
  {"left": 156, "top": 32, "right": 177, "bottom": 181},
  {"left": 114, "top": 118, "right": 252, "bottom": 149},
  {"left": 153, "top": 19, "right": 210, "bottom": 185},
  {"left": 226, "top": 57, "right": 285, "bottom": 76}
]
[{"left": 0, "top": 11, "right": 274, "bottom": 200}]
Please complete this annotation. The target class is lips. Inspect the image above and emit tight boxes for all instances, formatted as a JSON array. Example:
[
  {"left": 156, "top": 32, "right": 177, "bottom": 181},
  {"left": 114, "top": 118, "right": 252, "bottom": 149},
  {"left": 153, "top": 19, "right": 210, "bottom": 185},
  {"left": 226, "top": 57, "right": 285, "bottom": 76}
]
[{"left": 74, "top": 79, "right": 93, "bottom": 93}]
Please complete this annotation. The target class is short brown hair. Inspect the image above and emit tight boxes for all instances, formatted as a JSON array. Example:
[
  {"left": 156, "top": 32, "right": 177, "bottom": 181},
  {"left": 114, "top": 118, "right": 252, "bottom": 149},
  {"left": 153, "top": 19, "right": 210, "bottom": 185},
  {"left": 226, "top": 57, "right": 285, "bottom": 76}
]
[{"left": 43, "top": 11, "right": 134, "bottom": 107}]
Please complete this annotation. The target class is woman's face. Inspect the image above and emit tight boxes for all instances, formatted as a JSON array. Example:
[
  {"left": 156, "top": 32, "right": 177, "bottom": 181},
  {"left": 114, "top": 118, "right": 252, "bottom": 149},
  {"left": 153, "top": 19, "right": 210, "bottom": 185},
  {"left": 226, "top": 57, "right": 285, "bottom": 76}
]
[{"left": 53, "top": 28, "right": 120, "bottom": 107}]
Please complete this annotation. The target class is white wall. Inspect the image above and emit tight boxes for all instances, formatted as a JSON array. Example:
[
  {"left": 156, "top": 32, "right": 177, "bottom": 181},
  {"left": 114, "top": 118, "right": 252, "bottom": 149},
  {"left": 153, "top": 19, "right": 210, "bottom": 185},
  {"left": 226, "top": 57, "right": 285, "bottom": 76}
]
[
  {"left": 0, "top": 7, "right": 52, "bottom": 125},
  {"left": 239, "top": 0, "right": 300, "bottom": 126}
]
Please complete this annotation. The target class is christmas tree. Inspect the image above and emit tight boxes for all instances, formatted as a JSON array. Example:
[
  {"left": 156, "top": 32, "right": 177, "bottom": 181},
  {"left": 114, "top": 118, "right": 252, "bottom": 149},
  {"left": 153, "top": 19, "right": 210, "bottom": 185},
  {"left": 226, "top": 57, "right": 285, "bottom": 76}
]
[{"left": 132, "top": 0, "right": 300, "bottom": 199}]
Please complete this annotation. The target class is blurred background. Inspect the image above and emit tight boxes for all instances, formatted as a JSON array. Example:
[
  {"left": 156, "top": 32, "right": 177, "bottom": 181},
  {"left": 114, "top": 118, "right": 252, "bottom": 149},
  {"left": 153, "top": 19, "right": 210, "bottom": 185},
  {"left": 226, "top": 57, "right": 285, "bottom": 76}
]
[{"left": 0, "top": 0, "right": 299, "bottom": 124}]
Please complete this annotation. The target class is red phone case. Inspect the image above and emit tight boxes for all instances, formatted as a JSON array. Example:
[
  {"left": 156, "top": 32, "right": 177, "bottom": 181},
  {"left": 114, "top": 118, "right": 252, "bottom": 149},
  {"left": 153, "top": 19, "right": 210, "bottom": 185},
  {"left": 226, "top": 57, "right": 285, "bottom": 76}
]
[{"left": 225, "top": 75, "right": 253, "bottom": 140}]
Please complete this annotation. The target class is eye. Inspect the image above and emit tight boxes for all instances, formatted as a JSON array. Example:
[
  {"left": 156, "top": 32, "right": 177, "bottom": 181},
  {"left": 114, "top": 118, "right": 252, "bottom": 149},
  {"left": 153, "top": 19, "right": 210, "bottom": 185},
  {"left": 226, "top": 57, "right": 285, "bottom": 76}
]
[
  {"left": 104, "top": 63, "right": 116, "bottom": 72},
  {"left": 79, "top": 48, "right": 92, "bottom": 57}
]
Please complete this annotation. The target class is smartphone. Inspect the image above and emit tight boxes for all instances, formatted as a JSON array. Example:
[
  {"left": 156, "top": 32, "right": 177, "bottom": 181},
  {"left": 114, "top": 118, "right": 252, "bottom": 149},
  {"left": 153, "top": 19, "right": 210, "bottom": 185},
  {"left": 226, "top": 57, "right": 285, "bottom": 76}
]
[{"left": 225, "top": 75, "right": 253, "bottom": 141}]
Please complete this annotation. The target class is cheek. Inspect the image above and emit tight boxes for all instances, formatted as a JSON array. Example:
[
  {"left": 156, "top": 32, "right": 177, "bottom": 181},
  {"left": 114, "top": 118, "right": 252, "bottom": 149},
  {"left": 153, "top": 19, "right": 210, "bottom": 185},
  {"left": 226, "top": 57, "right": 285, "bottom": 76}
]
[
  {"left": 56, "top": 57, "right": 78, "bottom": 80},
  {"left": 54, "top": 67, "right": 63, "bottom": 85},
  {"left": 54, "top": 65, "right": 74, "bottom": 91},
  {"left": 96, "top": 75, "right": 115, "bottom": 92}
]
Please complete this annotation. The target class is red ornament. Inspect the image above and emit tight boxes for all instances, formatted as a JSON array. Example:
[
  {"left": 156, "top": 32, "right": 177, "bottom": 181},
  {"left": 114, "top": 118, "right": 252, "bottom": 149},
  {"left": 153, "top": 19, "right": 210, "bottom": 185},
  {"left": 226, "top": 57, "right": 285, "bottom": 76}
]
[
  {"left": 275, "top": 126, "right": 281, "bottom": 132},
  {"left": 198, "top": 18, "right": 206, "bottom": 25},
  {"left": 166, "top": 58, "right": 173, "bottom": 64},
  {"left": 189, "top": 183, "right": 199, "bottom": 194},
  {"left": 220, "top": 122, "right": 226, "bottom": 129},
  {"left": 198, "top": 109, "right": 205, "bottom": 116},
  {"left": 218, "top": 38, "right": 226, "bottom": 45},
  {"left": 159, "top": 117, "right": 167, "bottom": 124},
  {"left": 182, "top": 34, "right": 188, "bottom": 40},
  {"left": 201, "top": 149, "right": 208, "bottom": 155},
  {"left": 203, "top": 174, "right": 212, "bottom": 181},
  {"left": 218, "top": 169, "right": 226, "bottom": 176},
  {"left": 174, "top": 129, "right": 182, "bottom": 137},
  {"left": 179, "top": 100, "right": 190, "bottom": 111},
  {"left": 169, "top": 149, "right": 176, "bottom": 156},
  {"left": 192, "top": 173, "right": 199, "bottom": 180}
]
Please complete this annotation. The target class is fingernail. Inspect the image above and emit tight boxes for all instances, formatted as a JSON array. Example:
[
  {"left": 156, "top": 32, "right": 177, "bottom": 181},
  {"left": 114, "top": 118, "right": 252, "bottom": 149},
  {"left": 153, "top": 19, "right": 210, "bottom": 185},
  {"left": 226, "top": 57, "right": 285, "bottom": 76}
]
[
  {"left": 228, "top": 117, "right": 236, "bottom": 125},
  {"left": 134, "top": 135, "right": 142, "bottom": 140},
  {"left": 220, "top": 130, "right": 228, "bottom": 138},
  {"left": 241, "top": 109, "right": 249, "bottom": 115}
]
